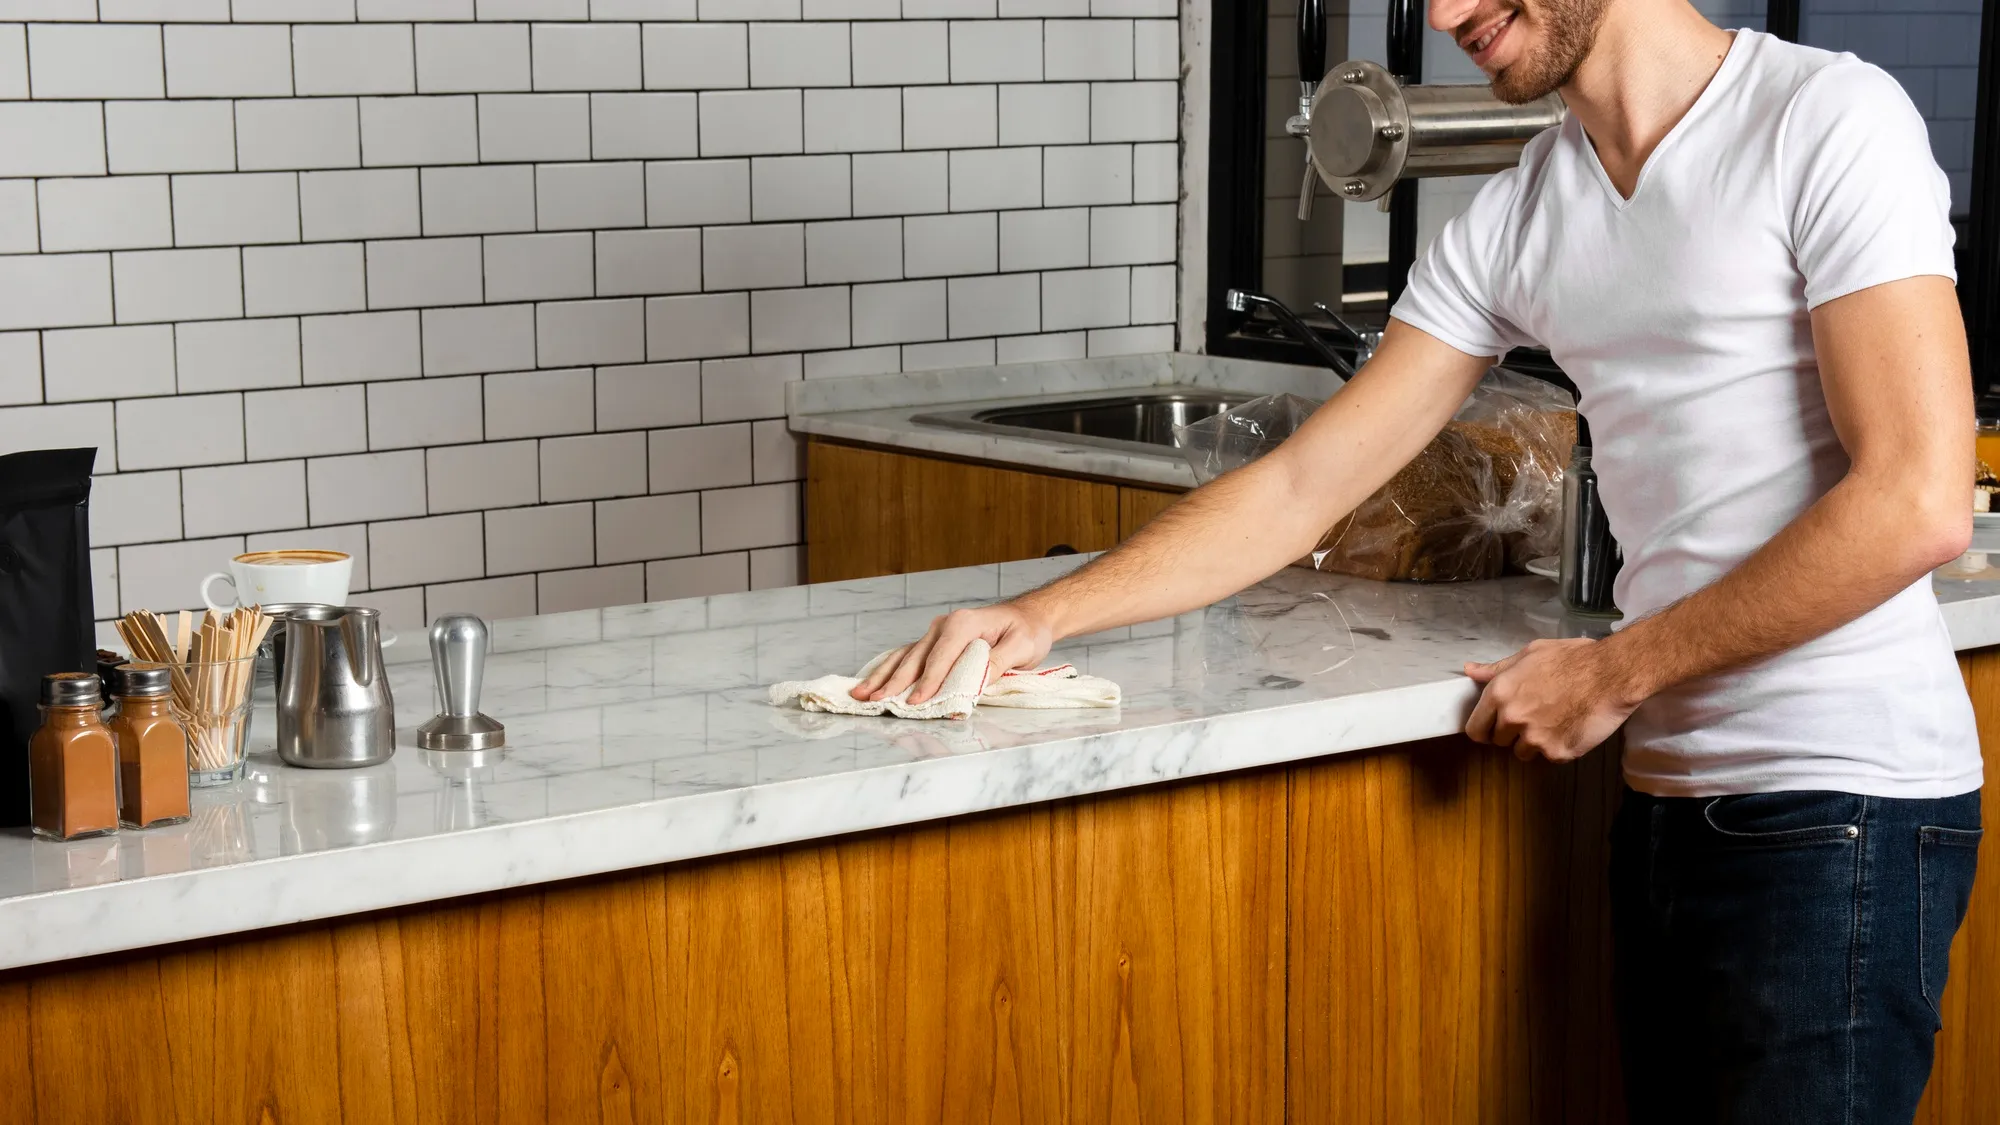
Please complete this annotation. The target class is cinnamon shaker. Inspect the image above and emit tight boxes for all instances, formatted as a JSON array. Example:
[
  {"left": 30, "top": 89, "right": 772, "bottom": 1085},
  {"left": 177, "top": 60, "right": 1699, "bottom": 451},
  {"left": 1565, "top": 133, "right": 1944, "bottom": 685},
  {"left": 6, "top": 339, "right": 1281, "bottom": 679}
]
[
  {"left": 111, "top": 663, "right": 191, "bottom": 830},
  {"left": 27, "top": 672, "right": 119, "bottom": 841}
]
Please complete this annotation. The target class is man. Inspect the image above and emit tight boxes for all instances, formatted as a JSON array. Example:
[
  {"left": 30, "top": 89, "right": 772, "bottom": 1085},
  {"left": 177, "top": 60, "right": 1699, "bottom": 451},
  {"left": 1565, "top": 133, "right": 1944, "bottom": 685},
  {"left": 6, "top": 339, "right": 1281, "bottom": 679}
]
[{"left": 854, "top": 0, "right": 1984, "bottom": 1119}]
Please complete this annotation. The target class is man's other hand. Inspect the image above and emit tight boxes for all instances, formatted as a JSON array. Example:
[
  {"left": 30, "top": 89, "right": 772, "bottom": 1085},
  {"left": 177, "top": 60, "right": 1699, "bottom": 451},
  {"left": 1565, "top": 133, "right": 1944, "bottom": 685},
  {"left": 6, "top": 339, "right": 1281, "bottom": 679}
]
[{"left": 1463, "top": 638, "right": 1644, "bottom": 762}]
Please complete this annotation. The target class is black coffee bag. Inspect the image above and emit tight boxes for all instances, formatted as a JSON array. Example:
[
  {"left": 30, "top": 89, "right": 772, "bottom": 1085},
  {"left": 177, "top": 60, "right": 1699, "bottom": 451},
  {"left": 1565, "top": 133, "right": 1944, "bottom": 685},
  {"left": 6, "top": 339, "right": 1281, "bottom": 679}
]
[{"left": 0, "top": 448, "right": 97, "bottom": 828}]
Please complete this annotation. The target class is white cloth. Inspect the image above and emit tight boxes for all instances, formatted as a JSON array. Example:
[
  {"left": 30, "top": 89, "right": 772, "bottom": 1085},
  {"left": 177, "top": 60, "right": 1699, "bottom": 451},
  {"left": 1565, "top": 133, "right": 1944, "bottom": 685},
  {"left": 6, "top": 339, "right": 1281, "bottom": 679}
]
[
  {"left": 1393, "top": 31, "right": 1981, "bottom": 798},
  {"left": 768, "top": 639, "right": 1121, "bottom": 720}
]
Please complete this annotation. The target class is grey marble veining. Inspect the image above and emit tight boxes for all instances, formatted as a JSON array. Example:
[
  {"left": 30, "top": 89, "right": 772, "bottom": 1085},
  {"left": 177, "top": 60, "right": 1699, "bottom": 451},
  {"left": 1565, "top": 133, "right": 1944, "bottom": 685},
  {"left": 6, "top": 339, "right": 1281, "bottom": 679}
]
[
  {"left": 785, "top": 352, "right": 1342, "bottom": 488},
  {"left": 5, "top": 556, "right": 1999, "bottom": 970}
]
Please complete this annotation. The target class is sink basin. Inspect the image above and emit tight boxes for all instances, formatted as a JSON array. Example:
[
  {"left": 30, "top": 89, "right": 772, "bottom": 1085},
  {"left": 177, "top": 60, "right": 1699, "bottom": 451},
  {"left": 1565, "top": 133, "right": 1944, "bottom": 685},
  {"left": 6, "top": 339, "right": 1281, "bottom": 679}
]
[{"left": 912, "top": 391, "right": 1255, "bottom": 456}]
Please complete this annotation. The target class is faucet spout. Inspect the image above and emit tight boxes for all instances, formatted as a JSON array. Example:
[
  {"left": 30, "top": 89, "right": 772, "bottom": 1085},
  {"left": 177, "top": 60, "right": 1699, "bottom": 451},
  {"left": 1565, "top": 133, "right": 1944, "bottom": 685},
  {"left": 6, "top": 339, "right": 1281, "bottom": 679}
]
[{"left": 1224, "top": 288, "right": 1359, "bottom": 378}]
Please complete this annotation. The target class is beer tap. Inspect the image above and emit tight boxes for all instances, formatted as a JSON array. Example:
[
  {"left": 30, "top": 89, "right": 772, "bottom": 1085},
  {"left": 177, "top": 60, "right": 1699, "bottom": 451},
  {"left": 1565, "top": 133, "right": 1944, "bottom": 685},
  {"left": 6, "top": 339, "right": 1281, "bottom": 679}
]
[{"left": 1287, "top": 0, "right": 1330, "bottom": 221}]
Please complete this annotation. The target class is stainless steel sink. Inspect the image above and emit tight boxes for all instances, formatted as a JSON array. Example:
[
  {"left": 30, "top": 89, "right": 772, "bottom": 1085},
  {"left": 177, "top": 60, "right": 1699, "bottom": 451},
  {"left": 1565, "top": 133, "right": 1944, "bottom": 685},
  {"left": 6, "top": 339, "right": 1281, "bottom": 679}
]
[{"left": 912, "top": 391, "right": 1254, "bottom": 457}]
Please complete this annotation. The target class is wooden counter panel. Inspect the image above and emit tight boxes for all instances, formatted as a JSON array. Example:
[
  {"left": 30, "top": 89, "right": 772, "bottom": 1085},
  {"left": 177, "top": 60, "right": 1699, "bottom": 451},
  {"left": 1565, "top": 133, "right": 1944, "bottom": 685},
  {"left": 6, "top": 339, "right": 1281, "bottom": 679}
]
[
  {"left": 1287, "top": 736, "right": 1623, "bottom": 1125},
  {"left": 805, "top": 442, "right": 1122, "bottom": 583},
  {"left": 3, "top": 655, "right": 1996, "bottom": 1123},
  {"left": 0, "top": 775, "right": 1282, "bottom": 1124},
  {"left": 1918, "top": 648, "right": 2000, "bottom": 1125}
]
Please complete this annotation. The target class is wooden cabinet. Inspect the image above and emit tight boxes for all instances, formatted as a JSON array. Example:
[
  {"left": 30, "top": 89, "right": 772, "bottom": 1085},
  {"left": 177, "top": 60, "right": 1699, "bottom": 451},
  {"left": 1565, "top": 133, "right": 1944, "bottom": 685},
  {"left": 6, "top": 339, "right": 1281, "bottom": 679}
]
[
  {"left": 805, "top": 439, "right": 1185, "bottom": 583},
  {"left": 7, "top": 652, "right": 2000, "bottom": 1122}
]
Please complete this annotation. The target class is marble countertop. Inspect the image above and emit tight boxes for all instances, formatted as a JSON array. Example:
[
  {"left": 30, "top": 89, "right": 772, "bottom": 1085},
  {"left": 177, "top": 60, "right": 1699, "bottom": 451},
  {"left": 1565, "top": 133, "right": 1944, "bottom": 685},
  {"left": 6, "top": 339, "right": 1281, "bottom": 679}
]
[
  {"left": 6, "top": 556, "right": 2000, "bottom": 971},
  {"left": 785, "top": 352, "right": 1343, "bottom": 488}
]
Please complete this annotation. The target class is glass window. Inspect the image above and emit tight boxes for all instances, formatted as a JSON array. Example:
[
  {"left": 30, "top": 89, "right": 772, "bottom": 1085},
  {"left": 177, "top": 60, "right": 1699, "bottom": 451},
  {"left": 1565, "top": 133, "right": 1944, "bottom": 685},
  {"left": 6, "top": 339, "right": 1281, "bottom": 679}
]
[{"left": 1799, "top": 0, "right": 1980, "bottom": 244}]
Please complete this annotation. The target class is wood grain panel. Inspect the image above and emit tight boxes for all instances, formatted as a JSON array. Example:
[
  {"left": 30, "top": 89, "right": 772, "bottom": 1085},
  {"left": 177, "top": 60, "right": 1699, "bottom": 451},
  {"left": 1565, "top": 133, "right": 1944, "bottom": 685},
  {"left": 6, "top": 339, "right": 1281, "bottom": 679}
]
[
  {"left": 939, "top": 808, "right": 1063, "bottom": 1123},
  {"left": 3, "top": 668, "right": 1994, "bottom": 1125},
  {"left": 1918, "top": 649, "right": 2000, "bottom": 1125},
  {"left": 1117, "top": 487, "right": 1183, "bottom": 540},
  {"left": 806, "top": 441, "right": 1121, "bottom": 582},
  {"left": 544, "top": 871, "right": 670, "bottom": 1123},
  {"left": 1287, "top": 735, "right": 1624, "bottom": 1125},
  {"left": 1053, "top": 775, "right": 1286, "bottom": 1125},
  {"left": 0, "top": 967, "right": 33, "bottom": 1125}
]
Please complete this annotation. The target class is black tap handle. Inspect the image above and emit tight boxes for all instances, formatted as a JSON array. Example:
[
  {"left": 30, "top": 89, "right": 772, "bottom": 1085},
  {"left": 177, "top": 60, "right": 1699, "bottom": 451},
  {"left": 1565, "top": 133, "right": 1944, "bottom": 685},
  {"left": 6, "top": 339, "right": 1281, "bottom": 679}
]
[{"left": 1298, "top": 0, "right": 1327, "bottom": 85}]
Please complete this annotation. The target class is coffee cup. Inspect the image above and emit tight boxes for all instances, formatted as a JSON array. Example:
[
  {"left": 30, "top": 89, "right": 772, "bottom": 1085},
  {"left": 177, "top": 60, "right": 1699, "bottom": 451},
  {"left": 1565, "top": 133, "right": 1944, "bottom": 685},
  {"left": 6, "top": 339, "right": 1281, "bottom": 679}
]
[{"left": 202, "top": 550, "right": 352, "bottom": 614}]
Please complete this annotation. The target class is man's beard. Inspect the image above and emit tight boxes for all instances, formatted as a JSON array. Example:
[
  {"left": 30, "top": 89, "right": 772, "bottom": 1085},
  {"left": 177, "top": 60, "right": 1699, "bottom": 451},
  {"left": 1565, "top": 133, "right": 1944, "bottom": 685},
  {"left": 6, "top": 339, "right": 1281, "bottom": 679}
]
[{"left": 1486, "top": 0, "right": 1608, "bottom": 103}]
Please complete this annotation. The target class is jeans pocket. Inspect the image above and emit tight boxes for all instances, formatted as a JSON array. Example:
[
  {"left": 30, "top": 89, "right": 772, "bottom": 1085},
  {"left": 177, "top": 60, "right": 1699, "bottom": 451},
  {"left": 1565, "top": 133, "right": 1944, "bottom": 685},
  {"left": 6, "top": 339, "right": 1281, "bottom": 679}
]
[
  {"left": 1701, "top": 791, "right": 1865, "bottom": 847},
  {"left": 1919, "top": 825, "right": 1983, "bottom": 1019}
]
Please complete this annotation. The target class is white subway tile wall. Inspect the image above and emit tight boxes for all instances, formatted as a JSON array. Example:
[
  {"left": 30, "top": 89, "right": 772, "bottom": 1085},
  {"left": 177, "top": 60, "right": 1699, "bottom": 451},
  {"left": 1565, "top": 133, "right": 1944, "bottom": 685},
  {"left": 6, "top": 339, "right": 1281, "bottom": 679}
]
[{"left": 1, "top": 5, "right": 1181, "bottom": 630}]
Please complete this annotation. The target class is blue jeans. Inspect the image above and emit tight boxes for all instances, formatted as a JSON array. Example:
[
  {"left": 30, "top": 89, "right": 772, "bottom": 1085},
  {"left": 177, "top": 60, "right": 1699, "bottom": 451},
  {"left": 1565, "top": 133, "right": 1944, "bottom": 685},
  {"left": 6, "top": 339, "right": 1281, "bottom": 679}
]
[{"left": 1610, "top": 787, "right": 1983, "bottom": 1125}]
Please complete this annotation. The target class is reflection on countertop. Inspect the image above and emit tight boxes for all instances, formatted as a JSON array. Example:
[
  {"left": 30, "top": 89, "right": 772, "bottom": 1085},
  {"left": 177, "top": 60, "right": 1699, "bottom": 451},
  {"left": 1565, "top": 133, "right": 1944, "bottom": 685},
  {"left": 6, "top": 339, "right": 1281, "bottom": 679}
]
[{"left": 7, "top": 554, "right": 1999, "bottom": 970}]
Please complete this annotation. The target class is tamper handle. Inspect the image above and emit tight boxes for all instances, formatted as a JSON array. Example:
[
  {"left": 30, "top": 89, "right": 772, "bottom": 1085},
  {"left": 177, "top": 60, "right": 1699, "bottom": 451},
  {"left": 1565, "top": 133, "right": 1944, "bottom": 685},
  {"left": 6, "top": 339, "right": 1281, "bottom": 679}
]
[{"left": 429, "top": 614, "right": 488, "bottom": 719}]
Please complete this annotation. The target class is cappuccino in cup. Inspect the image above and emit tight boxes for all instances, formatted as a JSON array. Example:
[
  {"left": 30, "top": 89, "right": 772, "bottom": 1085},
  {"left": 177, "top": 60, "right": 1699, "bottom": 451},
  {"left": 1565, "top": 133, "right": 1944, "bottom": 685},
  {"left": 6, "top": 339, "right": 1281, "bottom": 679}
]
[{"left": 202, "top": 550, "right": 351, "bottom": 613}]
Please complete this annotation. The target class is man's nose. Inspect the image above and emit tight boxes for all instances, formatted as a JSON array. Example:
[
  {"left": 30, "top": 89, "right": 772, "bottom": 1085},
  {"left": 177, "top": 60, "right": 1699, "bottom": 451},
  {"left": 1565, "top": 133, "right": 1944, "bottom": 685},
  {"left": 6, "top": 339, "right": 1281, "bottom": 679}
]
[{"left": 1430, "top": 0, "right": 1479, "bottom": 34}]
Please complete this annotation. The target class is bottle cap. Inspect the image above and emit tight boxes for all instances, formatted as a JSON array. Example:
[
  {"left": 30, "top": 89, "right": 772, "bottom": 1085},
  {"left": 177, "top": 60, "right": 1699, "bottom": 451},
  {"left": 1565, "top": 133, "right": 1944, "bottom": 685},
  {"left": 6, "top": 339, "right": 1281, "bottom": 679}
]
[
  {"left": 41, "top": 672, "right": 102, "bottom": 708},
  {"left": 114, "top": 662, "right": 174, "bottom": 697}
]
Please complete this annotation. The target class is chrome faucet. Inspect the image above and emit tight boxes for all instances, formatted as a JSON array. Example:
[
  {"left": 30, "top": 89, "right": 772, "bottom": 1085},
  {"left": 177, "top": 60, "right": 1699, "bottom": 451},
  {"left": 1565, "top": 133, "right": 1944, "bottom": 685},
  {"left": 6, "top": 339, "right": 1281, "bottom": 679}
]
[{"left": 1225, "top": 288, "right": 1381, "bottom": 378}]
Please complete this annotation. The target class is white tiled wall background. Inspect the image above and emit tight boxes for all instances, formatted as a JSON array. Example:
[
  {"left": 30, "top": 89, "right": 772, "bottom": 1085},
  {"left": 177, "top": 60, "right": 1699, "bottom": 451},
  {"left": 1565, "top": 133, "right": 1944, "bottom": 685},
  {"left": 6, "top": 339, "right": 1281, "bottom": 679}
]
[{"left": 0, "top": 0, "right": 1183, "bottom": 636}]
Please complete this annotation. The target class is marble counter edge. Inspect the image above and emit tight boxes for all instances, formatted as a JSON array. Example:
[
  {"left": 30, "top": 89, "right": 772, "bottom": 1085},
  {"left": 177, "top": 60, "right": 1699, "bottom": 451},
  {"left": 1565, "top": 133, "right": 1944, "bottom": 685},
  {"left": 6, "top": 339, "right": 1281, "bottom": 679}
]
[
  {"left": 9, "top": 585, "right": 1998, "bottom": 970},
  {"left": 0, "top": 678, "right": 1477, "bottom": 971},
  {"left": 1943, "top": 585, "right": 2000, "bottom": 650}
]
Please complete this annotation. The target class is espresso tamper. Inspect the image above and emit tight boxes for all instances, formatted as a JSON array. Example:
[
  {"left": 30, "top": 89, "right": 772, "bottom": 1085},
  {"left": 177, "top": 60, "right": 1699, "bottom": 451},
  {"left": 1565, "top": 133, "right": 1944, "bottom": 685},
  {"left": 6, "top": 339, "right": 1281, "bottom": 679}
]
[{"left": 415, "top": 613, "right": 506, "bottom": 752}]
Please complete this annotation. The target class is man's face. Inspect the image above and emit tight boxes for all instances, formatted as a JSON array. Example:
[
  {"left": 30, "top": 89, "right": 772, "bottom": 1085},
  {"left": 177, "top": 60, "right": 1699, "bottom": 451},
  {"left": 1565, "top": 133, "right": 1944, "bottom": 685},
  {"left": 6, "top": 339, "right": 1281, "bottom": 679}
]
[{"left": 1437, "top": 0, "right": 1608, "bottom": 103}]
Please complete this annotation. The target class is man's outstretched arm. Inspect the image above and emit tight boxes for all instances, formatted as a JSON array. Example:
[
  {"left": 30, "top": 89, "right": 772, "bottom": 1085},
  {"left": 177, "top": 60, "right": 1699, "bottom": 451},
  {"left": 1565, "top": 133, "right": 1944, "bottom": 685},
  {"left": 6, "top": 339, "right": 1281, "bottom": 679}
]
[{"left": 854, "top": 320, "right": 1495, "bottom": 704}]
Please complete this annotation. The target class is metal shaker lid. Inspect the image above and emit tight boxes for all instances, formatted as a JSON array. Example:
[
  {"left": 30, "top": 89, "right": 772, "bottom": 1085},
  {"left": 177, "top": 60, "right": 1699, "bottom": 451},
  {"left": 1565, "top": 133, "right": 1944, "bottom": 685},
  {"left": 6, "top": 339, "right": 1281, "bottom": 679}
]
[
  {"left": 113, "top": 662, "right": 174, "bottom": 697},
  {"left": 41, "top": 672, "right": 102, "bottom": 707}
]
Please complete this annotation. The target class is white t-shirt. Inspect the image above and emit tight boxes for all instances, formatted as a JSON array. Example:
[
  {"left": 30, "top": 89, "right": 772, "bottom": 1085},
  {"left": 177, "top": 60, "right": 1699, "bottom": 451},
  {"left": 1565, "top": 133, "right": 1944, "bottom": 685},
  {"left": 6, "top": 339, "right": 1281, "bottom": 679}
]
[{"left": 1393, "top": 30, "right": 1983, "bottom": 798}]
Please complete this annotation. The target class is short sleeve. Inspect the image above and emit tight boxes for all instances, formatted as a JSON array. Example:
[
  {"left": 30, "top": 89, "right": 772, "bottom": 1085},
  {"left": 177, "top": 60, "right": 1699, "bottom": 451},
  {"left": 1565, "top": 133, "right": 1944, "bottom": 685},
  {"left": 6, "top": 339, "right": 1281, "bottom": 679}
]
[
  {"left": 1390, "top": 167, "right": 1537, "bottom": 359},
  {"left": 1782, "top": 60, "right": 1956, "bottom": 309}
]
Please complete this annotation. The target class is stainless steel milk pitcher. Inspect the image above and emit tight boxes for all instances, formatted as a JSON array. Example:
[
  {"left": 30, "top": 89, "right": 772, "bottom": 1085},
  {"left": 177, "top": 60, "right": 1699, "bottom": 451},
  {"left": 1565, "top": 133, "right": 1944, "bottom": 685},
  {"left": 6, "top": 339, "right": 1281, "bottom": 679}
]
[{"left": 277, "top": 605, "right": 396, "bottom": 768}]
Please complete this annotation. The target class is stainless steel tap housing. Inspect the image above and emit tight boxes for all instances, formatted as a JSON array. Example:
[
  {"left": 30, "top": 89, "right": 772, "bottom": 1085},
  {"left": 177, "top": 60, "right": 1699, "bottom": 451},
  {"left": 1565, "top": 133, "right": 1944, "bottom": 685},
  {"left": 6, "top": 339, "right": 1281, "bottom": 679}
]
[{"left": 1306, "top": 59, "right": 1565, "bottom": 203}]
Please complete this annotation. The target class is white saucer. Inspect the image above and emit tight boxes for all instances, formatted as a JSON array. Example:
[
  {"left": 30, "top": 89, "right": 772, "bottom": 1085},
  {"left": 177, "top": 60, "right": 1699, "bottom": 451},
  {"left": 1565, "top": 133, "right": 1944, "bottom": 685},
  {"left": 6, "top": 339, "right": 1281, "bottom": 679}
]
[{"left": 1524, "top": 556, "right": 1560, "bottom": 580}]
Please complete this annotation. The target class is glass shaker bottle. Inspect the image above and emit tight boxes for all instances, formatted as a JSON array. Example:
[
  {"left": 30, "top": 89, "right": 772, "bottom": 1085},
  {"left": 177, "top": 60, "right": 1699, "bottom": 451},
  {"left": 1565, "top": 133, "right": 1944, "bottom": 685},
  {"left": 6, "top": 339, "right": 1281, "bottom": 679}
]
[
  {"left": 28, "top": 672, "right": 120, "bottom": 841},
  {"left": 112, "top": 662, "right": 192, "bottom": 830}
]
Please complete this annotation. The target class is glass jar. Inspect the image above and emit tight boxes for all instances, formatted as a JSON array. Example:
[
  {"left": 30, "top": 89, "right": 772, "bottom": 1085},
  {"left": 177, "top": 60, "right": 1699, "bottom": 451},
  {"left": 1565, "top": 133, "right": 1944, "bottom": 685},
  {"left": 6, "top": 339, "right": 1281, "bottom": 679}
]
[
  {"left": 111, "top": 663, "right": 192, "bottom": 830},
  {"left": 28, "top": 672, "right": 120, "bottom": 841}
]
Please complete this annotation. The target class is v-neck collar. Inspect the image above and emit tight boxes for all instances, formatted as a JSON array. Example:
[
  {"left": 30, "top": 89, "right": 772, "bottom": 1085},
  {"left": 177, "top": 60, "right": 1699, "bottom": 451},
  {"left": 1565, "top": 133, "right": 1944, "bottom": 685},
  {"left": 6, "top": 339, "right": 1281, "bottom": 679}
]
[{"left": 1580, "top": 29, "right": 1751, "bottom": 210}]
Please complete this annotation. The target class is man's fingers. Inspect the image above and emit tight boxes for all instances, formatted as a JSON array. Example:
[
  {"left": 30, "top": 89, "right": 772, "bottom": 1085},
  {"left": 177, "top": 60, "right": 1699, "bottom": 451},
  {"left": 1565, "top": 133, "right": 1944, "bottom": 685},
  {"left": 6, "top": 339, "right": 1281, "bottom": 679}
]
[
  {"left": 871, "top": 628, "right": 941, "bottom": 700},
  {"left": 852, "top": 643, "right": 912, "bottom": 698},
  {"left": 851, "top": 648, "right": 894, "bottom": 698},
  {"left": 873, "top": 645, "right": 929, "bottom": 700},
  {"left": 907, "top": 621, "right": 979, "bottom": 704},
  {"left": 1464, "top": 649, "right": 1526, "bottom": 684},
  {"left": 1465, "top": 684, "right": 1499, "bottom": 743}
]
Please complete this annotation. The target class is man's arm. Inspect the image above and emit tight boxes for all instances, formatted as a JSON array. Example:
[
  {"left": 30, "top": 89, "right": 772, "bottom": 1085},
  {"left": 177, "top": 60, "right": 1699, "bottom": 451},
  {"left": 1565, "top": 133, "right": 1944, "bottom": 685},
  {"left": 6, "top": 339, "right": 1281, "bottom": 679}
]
[
  {"left": 854, "top": 320, "right": 1494, "bottom": 704},
  {"left": 1466, "top": 274, "right": 1975, "bottom": 759}
]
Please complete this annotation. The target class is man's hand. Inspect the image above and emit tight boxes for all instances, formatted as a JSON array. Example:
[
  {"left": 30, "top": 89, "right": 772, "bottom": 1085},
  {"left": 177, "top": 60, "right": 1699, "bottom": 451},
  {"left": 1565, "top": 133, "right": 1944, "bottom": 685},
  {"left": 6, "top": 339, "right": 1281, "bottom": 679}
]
[
  {"left": 851, "top": 601, "right": 1055, "bottom": 705},
  {"left": 1463, "top": 638, "right": 1645, "bottom": 762}
]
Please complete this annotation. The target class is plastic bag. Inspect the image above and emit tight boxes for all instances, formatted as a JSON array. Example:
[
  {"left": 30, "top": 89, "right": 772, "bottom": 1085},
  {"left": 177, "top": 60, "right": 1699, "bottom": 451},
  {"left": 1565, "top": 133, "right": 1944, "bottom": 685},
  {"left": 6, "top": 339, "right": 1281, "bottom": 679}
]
[
  {"left": 0, "top": 448, "right": 98, "bottom": 827},
  {"left": 1174, "top": 369, "right": 1576, "bottom": 583}
]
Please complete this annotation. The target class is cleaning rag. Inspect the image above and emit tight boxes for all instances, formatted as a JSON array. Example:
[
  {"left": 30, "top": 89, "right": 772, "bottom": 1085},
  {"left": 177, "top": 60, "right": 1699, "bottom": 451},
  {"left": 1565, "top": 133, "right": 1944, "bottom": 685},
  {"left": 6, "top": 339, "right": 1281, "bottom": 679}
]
[{"left": 768, "top": 639, "right": 1120, "bottom": 720}]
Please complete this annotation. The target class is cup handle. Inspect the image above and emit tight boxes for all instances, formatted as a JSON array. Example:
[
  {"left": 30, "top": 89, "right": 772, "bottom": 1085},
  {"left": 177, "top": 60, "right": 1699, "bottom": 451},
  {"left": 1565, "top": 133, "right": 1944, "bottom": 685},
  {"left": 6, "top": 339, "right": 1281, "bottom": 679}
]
[{"left": 201, "top": 572, "right": 238, "bottom": 614}]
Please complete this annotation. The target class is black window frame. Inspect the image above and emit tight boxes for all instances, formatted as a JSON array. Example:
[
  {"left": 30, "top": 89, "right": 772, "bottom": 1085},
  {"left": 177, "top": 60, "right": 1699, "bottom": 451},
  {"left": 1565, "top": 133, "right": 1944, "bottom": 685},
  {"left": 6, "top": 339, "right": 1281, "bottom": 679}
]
[{"left": 1207, "top": 0, "right": 2000, "bottom": 394}]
